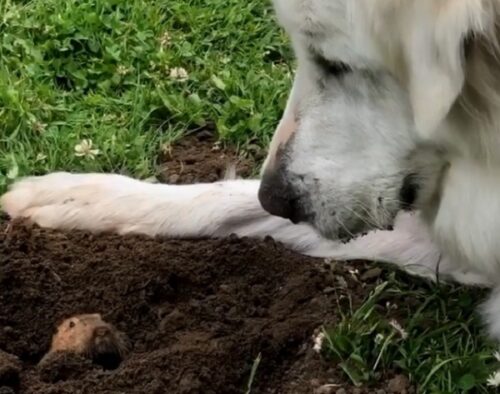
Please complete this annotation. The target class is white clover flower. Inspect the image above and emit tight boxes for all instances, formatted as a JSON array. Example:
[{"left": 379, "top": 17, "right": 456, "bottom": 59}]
[
  {"left": 160, "top": 31, "right": 171, "bottom": 48},
  {"left": 169, "top": 67, "right": 189, "bottom": 81},
  {"left": 35, "top": 153, "right": 47, "bottom": 162},
  {"left": 313, "top": 332, "right": 325, "bottom": 353},
  {"left": 102, "top": 114, "right": 117, "bottom": 122},
  {"left": 389, "top": 319, "right": 408, "bottom": 340},
  {"left": 375, "top": 333, "right": 385, "bottom": 345},
  {"left": 74, "top": 139, "right": 100, "bottom": 159},
  {"left": 117, "top": 65, "right": 130, "bottom": 76},
  {"left": 487, "top": 370, "right": 500, "bottom": 387},
  {"left": 494, "top": 351, "right": 500, "bottom": 362},
  {"left": 31, "top": 120, "right": 47, "bottom": 133}
]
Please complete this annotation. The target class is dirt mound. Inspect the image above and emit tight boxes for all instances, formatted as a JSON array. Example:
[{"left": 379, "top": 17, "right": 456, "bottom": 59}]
[
  {"left": 0, "top": 138, "right": 411, "bottom": 393},
  {"left": 1, "top": 220, "right": 401, "bottom": 394},
  {"left": 157, "top": 133, "right": 259, "bottom": 184}
]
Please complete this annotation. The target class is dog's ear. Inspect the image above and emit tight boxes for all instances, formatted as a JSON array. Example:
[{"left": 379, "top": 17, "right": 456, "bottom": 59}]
[{"left": 402, "top": 2, "right": 493, "bottom": 138}]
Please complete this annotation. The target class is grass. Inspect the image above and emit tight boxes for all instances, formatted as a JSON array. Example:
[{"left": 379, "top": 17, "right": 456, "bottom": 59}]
[
  {"left": 1, "top": 0, "right": 498, "bottom": 392},
  {"left": 0, "top": 0, "right": 292, "bottom": 191},
  {"left": 245, "top": 352, "right": 262, "bottom": 394},
  {"left": 320, "top": 271, "right": 499, "bottom": 393}
]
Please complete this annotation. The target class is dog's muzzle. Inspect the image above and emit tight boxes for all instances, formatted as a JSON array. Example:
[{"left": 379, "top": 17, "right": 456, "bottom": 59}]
[{"left": 258, "top": 168, "right": 309, "bottom": 224}]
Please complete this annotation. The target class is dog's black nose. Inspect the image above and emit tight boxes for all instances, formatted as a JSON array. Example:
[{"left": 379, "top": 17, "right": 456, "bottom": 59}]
[{"left": 258, "top": 170, "right": 308, "bottom": 224}]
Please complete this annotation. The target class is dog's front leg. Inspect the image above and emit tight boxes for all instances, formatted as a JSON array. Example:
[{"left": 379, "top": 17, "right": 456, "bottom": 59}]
[{"left": 0, "top": 173, "right": 323, "bottom": 248}]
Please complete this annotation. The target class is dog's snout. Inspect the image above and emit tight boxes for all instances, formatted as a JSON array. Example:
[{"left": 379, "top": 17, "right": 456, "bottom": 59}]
[
  {"left": 258, "top": 170, "right": 291, "bottom": 218},
  {"left": 258, "top": 170, "right": 308, "bottom": 224}
]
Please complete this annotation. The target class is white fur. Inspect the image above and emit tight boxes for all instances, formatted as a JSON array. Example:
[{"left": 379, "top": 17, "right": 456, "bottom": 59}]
[{"left": 3, "top": 0, "right": 500, "bottom": 340}]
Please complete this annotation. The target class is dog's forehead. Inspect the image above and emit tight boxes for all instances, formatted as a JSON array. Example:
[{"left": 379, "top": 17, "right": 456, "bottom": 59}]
[
  {"left": 272, "top": 0, "right": 348, "bottom": 32},
  {"left": 272, "top": 0, "right": 391, "bottom": 68},
  {"left": 272, "top": 0, "right": 402, "bottom": 35}
]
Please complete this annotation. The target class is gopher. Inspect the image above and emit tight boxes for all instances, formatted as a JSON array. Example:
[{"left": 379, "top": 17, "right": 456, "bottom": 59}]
[{"left": 42, "top": 314, "right": 129, "bottom": 370}]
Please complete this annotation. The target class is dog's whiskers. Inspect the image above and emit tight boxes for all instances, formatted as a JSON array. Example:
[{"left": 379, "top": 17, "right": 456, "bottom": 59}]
[{"left": 351, "top": 198, "right": 382, "bottom": 229}]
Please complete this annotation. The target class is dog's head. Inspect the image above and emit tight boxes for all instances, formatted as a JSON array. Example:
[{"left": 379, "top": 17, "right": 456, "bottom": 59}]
[{"left": 259, "top": 0, "right": 499, "bottom": 240}]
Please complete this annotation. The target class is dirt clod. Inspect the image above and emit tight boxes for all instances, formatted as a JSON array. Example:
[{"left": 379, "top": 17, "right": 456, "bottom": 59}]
[
  {"left": 314, "top": 384, "right": 340, "bottom": 394},
  {"left": 37, "top": 352, "right": 95, "bottom": 383},
  {"left": 361, "top": 268, "right": 383, "bottom": 281},
  {"left": 0, "top": 350, "right": 20, "bottom": 389},
  {"left": 388, "top": 374, "right": 410, "bottom": 393}
]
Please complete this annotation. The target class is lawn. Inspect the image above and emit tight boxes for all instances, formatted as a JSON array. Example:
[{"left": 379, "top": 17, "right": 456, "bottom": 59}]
[
  {"left": 0, "top": 0, "right": 292, "bottom": 190},
  {"left": 1, "top": 0, "right": 499, "bottom": 392}
]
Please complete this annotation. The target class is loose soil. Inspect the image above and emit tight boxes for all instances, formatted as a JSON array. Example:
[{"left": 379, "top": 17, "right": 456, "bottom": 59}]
[
  {"left": 157, "top": 132, "right": 259, "bottom": 184},
  {"left": 0, "top": 136, "right": 412, "bottom": 394}
]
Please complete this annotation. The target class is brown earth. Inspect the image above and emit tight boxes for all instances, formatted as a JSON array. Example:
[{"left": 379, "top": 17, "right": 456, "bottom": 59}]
[
  {"left": 157, "top": 132, "right": 259, "bottom": 184},
  {"left": 0, "top": 135, "right": 412, "bottom": 394}
]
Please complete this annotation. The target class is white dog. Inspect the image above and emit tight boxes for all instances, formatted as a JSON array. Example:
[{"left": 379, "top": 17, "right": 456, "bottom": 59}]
[{"left": 3, "top": 0, "right": 500, "bottom": 339}]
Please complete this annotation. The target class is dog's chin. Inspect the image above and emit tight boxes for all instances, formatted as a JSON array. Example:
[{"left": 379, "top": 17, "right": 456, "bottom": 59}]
[
  {"left": 308, "top": 212, "right": 399, "bottom": 243},
  {"left": 303, "top": 220, "right": 361, "bottom": 244}
]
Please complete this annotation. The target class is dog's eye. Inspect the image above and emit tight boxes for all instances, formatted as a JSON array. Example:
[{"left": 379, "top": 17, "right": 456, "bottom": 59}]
[
  {"left": 308, "top": 47, "right": 352, "bottom": 77},
  {"left": 326, "top": 61, "right": 351, "bottom": 76},
  {"left": 462, "top": 32, "right": 475, "bottom": 61},
  {"left": 69, "top": 321, "right": 75, "bottom": 328}
]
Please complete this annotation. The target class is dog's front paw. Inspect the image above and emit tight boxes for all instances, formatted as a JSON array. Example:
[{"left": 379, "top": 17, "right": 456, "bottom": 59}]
[
  {"left": 1, "top": 172, "right": 144, "bottom": 232},
  {"left": 2, "top": 172, "right": 79, "bottom": 219}
]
